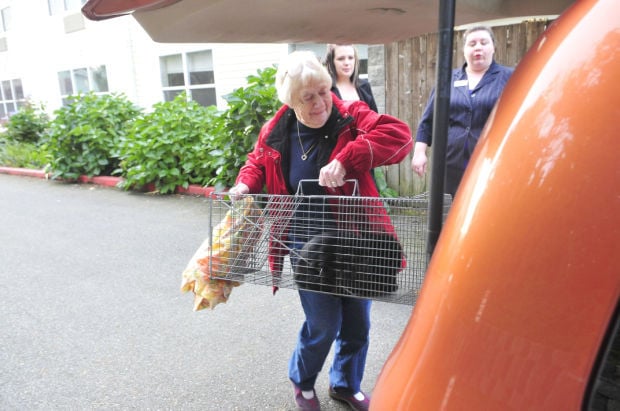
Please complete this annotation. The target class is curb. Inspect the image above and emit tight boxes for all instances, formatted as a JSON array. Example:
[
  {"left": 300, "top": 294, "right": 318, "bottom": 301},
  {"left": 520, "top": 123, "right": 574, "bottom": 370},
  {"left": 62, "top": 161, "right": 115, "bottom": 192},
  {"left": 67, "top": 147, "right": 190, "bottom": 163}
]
[
  {"left": 0, "top": 166, "right": 219, "bottom": 198},
  {"left": 77, "top": 175, "right": 124, "bottom": 188},
  {"left": 0, "top": 166, "right": 48, "bottom": 179}
]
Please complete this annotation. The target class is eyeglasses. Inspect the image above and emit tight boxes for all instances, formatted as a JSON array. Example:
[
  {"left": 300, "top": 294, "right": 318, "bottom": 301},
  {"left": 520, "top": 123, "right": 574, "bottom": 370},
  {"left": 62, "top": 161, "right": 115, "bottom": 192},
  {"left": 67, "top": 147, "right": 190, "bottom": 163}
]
[{"left": 300, "top": 90, "right": 330, "bottom": 105}]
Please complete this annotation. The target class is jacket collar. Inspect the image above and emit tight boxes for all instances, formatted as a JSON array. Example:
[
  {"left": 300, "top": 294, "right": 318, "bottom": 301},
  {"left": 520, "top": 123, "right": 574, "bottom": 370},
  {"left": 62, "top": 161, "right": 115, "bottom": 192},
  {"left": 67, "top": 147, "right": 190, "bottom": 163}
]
[
  {"left": 262, "top": 94, "right": 354, "bottom": 193},
  {"left": 454, "top": 60, "right": 500, "bottom": 97}
]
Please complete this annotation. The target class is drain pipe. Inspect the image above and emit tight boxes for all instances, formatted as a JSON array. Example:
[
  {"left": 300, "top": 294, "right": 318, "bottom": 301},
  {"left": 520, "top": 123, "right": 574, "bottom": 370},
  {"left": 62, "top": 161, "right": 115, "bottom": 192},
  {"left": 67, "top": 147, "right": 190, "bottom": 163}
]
[{"left": 427, "top": 0, "right": 455, "bottom": 260}]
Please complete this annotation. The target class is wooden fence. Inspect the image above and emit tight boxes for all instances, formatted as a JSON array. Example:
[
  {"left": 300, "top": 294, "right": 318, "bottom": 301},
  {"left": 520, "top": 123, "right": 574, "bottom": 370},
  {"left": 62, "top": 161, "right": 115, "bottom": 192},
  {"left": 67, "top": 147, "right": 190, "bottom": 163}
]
[{"left": 380, "top": 19, "right": 556, "bottom": 196}]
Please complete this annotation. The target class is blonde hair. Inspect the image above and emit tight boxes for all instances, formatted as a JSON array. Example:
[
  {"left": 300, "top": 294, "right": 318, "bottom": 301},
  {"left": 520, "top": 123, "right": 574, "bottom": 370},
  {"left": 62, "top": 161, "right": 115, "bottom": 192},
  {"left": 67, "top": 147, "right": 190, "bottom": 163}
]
[{"left": 275, "top": 51, "right": 332, "bottom": 106}]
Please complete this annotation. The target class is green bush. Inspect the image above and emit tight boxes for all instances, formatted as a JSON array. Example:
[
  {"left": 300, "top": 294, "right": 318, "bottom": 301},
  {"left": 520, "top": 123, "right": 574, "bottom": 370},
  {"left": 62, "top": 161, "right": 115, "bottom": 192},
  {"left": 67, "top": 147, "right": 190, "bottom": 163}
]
[
  {"left": 5, "top": 102, "right": 50, "bottom": 144},
  {"left": 43, "top": 92, "right": 141, "bottom": 180},
  {"left": 119, "top": 68, "right": 278, "bottom": 193},
  {"left": 0, "top": 139, "right": 50, "bottom": 169},
  {"left": 374, "top": 167, "right": 399, "bottom": 198},
  {"left": 206, "top": 66, "right": 280, "bottom": 188},
  {"left": 0, "top": 102, "right": 51, "bottom": 169},
  {"left": 5, "top": 65, "right": 399, "bottom": 196},
  {"left": 119, "top": 94, "right": 221, "bottom": 194}
]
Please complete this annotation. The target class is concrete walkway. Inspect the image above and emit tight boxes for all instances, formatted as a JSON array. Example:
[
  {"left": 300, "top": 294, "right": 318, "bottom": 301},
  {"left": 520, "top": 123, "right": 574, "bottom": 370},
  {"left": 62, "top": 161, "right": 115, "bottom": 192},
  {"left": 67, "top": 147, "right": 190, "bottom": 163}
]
[{"left": 0, "top": 173, "right": 412, "bottom": 410}]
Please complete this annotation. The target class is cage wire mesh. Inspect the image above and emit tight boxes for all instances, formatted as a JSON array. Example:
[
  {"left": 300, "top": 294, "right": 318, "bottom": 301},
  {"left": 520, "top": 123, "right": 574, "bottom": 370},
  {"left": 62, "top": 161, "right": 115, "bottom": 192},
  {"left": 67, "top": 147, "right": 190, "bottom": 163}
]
[{"left": 206, "top": 189, "right": 451, "bottom": 305}]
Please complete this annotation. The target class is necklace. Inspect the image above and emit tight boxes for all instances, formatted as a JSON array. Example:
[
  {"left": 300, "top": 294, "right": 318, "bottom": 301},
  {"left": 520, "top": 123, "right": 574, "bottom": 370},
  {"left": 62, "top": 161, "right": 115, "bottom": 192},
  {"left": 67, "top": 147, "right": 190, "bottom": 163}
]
[{"left": 296, "top": 121, "right": 319, "bottom": 161}]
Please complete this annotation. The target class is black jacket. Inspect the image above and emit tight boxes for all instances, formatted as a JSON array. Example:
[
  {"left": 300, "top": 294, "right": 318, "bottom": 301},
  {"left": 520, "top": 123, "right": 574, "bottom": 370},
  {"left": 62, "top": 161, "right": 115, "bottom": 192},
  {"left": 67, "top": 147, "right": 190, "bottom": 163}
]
[{"left": 331, "top": 79, "right": 378, "bottom": 113}]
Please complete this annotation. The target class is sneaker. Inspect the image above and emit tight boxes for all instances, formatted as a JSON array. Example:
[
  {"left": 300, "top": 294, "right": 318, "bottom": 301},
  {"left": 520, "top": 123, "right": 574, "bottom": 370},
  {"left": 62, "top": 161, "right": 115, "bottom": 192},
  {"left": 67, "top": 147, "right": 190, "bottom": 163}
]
[
  {"left": 293, "top": 384, "right": 321, "bottom": 411},
  {"left": 328, "top": 386, "right": 370, "bottom": 411}
]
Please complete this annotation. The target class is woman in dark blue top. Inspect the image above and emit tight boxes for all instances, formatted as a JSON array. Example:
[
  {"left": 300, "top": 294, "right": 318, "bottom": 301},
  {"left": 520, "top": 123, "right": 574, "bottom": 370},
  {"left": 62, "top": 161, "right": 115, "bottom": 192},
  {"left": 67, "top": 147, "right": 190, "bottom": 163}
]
[{"left": 412, "top": 26, "right": 514, "bottom": 197}]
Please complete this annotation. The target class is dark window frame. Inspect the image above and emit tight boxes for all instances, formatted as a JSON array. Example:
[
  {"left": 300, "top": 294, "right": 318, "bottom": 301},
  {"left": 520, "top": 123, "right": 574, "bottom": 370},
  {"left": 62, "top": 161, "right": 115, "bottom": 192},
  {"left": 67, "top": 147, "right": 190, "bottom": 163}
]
[
  {"left": 57, "top": 65, "right": 109, "bottom": 106},
  {"left": 0, "top": 78, "right": 25, "bottom": 121},
  {"left": 160, "top": 49, "right": 217, "bottom": 107}
]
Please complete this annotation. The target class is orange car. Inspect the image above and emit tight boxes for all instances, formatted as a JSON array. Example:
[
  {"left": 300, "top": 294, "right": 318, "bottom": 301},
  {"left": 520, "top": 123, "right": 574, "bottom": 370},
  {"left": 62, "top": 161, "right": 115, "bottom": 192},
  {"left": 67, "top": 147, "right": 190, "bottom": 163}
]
[{"left": 83, "top": 0, "right": 619, "bottom": 409}]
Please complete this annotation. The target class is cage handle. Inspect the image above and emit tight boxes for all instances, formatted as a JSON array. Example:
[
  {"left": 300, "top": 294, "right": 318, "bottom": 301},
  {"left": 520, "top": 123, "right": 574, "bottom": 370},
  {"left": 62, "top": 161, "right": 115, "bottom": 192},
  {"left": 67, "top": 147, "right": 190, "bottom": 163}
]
[{"left": 296, "top": 179, "right": 359, "bottom": 196}]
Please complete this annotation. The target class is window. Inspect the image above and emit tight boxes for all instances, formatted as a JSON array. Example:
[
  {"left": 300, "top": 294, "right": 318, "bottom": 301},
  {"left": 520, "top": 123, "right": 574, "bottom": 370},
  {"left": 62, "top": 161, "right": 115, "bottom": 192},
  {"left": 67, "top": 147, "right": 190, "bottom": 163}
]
[
  {"left": 160, "top": 50, "right": 216, "bottom": 107},
  {"left": 57, "top": 66, "right": 109, "bottom": 105},
  {"left": 358, "top": 58, "right": 369, "bottom": 79},
  {"left": 0, "top": 78, "right": 25, "bottom": 121},
  {"left": 48, "top": 0, "right": 86, "bottom": 15},
  {"left": 1, "top": 7, "right": 11, "bottom": 32}
]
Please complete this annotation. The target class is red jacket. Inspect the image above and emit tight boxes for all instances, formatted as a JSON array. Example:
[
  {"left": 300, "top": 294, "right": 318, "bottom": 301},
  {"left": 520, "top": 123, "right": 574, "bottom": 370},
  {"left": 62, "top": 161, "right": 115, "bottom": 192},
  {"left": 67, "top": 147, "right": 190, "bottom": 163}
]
[{"left": 235, "top": 94, "right": 413, "bottom": 290}]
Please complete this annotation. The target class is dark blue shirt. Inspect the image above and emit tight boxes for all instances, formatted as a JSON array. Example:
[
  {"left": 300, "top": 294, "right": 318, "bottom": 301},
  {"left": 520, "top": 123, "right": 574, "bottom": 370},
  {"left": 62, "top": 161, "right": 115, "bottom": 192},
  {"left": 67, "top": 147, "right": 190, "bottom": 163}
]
[
  {"left": 416, "top": 61, "right": 514, "bottom": 190},
  {"left": 289, "top": 121, "right": 323, "bottom": 194},
  {"left": 288, "top": 121, "right": 336, "bottom": 250}
]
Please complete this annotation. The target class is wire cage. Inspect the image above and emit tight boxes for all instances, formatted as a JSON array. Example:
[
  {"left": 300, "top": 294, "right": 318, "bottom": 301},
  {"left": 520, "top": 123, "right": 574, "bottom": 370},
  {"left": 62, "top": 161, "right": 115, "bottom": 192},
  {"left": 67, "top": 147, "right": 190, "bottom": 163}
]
[{"left": 205, "top": 184, "right": 451, "bottom": 305}]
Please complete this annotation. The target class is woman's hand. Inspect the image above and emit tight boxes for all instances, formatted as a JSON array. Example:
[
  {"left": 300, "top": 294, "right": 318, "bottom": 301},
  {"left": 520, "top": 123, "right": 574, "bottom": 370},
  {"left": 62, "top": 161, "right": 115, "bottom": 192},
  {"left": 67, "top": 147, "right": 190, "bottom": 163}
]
[
  {"left": 319, "top": 159, "right": 346, "bottom": 188},
  {"left": 411, "top": 142, "right": 428, "bottom": 177},
  {"left": 227, "top": 183, "right": 249, "bottom": 200}
]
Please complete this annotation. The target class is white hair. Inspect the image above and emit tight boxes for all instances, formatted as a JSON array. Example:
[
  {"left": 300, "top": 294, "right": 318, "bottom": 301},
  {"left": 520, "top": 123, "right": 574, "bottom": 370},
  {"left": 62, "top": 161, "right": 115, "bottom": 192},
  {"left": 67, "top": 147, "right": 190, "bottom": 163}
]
[{"left": 275, "top": 51, "right": 332, "bottom": 106}]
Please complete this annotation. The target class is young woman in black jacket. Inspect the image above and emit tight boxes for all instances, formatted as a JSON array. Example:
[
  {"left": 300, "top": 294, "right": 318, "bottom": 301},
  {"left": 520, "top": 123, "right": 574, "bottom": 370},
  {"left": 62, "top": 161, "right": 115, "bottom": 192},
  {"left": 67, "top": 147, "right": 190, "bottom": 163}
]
[{"left": 324, "top": 44, "right": 378, "bottom": 113}]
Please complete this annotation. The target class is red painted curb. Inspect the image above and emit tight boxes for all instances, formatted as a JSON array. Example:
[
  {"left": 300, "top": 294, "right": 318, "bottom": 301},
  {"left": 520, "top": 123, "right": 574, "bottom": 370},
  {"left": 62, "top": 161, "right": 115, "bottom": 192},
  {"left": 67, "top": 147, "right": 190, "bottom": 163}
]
[
  {"left": 176, "top": 185, "right": 207, "bottom": 196},
  {"left": 77, "top": 175, "right": 123, "bottom": 187},
  {"left": 0, "top": 167, "right": 218, "bottom": 197},
  {"left": 176, "top": 184, "right": 218, "bottom": 197},
  {"left": 0, "top": 166, "right": 49, "bottom": 179}
]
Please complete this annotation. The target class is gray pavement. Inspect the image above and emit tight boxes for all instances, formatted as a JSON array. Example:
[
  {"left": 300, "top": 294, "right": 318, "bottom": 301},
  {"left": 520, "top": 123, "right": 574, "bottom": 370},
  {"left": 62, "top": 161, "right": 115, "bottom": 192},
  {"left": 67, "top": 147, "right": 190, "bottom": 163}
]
[{"left": 0, "top": 173, "right": 413, "bottom": 410}]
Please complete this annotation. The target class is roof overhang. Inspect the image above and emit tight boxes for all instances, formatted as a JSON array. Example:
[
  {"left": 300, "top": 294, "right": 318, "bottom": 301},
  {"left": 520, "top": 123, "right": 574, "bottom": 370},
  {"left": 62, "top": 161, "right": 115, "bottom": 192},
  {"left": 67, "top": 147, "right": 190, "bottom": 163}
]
[{"left": 82, "top": 0, "right": 574, "bottom": 44}]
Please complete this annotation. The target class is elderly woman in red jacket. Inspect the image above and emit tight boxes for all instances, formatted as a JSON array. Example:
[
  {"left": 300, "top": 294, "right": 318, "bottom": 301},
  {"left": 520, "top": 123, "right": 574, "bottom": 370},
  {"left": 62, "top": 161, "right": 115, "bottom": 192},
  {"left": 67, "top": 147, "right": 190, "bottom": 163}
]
[{"left": 228, "top": 51, "right": 411, "bottom": 411}]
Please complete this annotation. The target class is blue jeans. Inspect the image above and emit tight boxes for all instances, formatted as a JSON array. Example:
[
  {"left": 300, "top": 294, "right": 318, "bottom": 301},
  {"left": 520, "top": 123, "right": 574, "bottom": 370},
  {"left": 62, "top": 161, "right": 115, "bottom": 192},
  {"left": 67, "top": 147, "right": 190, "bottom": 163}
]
[{"left": 288, "top": 289, "right": 371, "bottom": 393}]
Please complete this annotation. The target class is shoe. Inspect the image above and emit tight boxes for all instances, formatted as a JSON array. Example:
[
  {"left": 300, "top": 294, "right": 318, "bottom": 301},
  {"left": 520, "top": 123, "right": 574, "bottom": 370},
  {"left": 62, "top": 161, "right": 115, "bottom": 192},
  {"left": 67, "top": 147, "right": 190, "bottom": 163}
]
[
  {"left": 328, "top": 386, "right": 370, "bottom": 411},
  {"left": 293, "top": 384, "right": 321, "bottom": 411}
]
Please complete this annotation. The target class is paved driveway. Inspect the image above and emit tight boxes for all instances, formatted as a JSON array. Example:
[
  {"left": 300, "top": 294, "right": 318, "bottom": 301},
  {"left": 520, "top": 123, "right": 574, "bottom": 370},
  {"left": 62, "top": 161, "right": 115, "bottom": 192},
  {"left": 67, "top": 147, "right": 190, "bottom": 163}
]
[{"left": 0, "top": 174, "right": 412, "bottom": 410}]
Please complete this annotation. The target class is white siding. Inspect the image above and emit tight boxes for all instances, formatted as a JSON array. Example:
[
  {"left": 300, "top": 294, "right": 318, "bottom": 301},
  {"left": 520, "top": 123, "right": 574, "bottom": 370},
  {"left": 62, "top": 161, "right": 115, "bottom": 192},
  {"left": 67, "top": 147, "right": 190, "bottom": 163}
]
[
  {"left": 212, "top": 43, "right": 288, "bottom": 108},
  {"left": 0, "top": 0, "right": 287, "bottom": 116}
]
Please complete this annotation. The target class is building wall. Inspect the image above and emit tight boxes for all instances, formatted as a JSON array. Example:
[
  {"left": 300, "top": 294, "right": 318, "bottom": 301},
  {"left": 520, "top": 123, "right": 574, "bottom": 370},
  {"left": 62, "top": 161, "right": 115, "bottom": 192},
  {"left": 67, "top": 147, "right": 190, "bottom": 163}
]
[
  {"left": 0, "top": 1, "right": 377, "bottom": 120},
  {"left": 0, "top": 0, "right": 288, "bottom": 117},
  {"left": 368, "top": 45, "right": 385, "bottom": 114}
]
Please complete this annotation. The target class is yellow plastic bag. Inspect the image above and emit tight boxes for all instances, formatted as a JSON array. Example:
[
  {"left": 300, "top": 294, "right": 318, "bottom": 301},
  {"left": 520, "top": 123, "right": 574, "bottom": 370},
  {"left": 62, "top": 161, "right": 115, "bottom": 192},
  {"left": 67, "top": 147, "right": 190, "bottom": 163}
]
[{"left": 180, "top": 197, "right": 262, "bottom": 311}]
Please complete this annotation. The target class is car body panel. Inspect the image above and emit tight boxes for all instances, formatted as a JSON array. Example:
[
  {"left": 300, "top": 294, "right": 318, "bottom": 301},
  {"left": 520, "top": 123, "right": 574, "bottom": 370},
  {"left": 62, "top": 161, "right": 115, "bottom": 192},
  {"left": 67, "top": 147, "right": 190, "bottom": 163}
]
[
  {"left": 371, "top": 0, "right": 620, "bottom": 408},
  {"left": 82, "top": 0, "right": 574, "bottom": 44}
]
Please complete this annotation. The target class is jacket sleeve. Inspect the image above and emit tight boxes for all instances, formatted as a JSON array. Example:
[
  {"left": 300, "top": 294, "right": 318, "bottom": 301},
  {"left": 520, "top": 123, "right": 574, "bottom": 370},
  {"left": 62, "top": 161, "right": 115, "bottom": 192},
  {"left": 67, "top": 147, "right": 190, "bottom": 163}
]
[
  {"left": 234, "top": 122, "right": 270, "bottom": 193},
  {"left": 334, "top": 101, "right": 413, "bottom": 173},
  {"left": 358, "top": 80, "right": 379, "bottom": 113},
  {"left": 235, "top": 149, "right": 266, "bottom": 194},
  {"left": 415, "top": 89, "right": 435, "bottom": 146}
]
